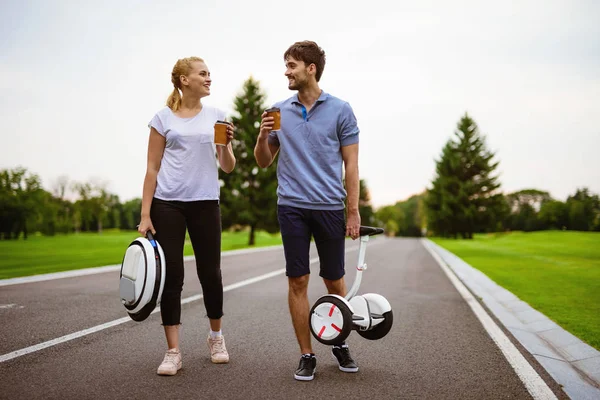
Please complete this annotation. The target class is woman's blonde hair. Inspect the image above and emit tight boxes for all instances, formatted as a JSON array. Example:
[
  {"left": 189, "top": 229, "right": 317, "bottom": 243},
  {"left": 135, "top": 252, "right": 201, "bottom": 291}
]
[{"left": 166, "top": 56, "right": 205, "bottom": 112}]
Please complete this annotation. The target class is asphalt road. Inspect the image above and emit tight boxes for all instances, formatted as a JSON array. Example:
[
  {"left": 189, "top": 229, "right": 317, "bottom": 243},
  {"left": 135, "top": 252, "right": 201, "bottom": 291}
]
[{"left": 0, "top": 238, "right": 566, "bottom": 399}]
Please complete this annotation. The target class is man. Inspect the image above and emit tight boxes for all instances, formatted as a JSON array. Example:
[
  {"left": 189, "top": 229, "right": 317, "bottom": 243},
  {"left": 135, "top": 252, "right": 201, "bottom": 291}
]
[{"left": 254, "top": 40, "right": 361, "bottom": 381}]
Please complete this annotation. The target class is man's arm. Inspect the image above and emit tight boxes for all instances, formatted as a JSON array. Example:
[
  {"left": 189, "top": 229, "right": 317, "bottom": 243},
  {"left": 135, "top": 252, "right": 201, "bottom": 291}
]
[
  {"left": 254, "top": 111, "right": 280, "bottom": 168},
  {"left": 342, "top": 143, "right": 361, "bottom": 239}
]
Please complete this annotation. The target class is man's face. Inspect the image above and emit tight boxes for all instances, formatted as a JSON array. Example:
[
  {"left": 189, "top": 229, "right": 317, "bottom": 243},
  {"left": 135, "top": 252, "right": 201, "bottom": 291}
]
[{"left": 285, "top": 56, "right": 310, "bottom": 90}]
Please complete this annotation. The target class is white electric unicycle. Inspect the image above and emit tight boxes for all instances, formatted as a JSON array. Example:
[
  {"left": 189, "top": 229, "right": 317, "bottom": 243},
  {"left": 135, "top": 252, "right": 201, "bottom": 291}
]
[
  {"left": 309, "top": 225, "right": 393, "bottom": 345},
  {"left": 119, "top": 231, "right": 166, "bottom": 322}
]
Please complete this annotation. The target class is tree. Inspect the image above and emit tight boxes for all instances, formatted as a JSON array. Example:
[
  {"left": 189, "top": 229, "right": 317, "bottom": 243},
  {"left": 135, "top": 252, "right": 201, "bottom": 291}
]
[
  {"left": 220, "top": 77, "right": 279, "bottom": 245},
  {"left": 72, "top": 181, "right": 112, "bottom": 233},
  {"left": 358, "top": 179, "right": 374, "bottom": 226},
  {"left": 425, "top": 114, "right": 504, "bottom": 238},
  {"left": 504, "top": 189, "right": 553, "bottom": 231},
  {"left": 506, "top": 189, "right": 551, "bottom": 214},
  {"left": 374, "top": 193, "right": 425, "bottom": 238},
  {"left": 375, "top": 205, "right": 404, "bottom": 236},
  {"left": 566, "top": 188, "right": 600, "bottom": 231},
  {"left": 396, "top": 193, "right": 426, "bottom": 237},
  {"left": 121, "top": 198, "right": 142, "bottom": 230},
  {"left": 385, "top": 219, "right": 399, "bottom": 237},
  {"left": 51, "top": 175, "right": 70, "bottom": 200},
  {"left": 538, "top": 200, "right": 568, "bottom": 230},
  {"left": 511, "top": 203, "right": 539, "bottom": 232},
  {"left": 0, "top": 167, "right": 45, "bottom": 239}
]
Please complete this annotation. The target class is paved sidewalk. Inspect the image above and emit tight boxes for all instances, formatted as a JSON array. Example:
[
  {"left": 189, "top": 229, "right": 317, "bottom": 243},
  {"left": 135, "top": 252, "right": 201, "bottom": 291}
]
[{"left": 423, "top": 239, "right": 600, "bottom": 400}]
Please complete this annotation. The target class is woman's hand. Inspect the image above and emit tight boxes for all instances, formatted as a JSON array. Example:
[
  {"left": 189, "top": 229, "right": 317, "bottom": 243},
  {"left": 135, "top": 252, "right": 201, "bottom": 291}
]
[
  {"left": 138, "top": 216, "right": 156, "bottom": 236},
  {"left": 226, "top": 122, "right": 235, "bottom": 145}
]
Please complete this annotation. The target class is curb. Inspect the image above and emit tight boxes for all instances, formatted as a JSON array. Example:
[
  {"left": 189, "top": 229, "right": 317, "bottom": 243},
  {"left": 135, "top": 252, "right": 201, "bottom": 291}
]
[{"left": 423, "top": 239, "right": 600, "bottom": 400}]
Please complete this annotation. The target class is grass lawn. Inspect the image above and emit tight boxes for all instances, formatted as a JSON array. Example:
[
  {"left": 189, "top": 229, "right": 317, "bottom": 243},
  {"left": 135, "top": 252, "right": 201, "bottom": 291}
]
[
  {"left": 432, "top": 231, "right": 600, "bottom": 351},
  {"left": 0, "top": 229, "right": 282, "bottom": 280}
]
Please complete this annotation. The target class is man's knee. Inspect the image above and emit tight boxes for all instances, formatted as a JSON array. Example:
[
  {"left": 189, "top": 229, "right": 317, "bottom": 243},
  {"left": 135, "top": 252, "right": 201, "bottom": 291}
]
[
  {"left": 323, "top": 277, "right": 346, "bottom": 296},
  {"left": 288, "top": 274, "right": 309, "bottom": 295}
]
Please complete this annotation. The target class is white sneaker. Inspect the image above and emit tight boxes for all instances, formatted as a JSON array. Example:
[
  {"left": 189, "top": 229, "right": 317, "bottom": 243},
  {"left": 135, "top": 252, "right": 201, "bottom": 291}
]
[
  {"left": 207, "top": 335, "right": 229, "bottom": 364},
  {"left": 157, "top": 349, "right": 182, "bottom": 376}
]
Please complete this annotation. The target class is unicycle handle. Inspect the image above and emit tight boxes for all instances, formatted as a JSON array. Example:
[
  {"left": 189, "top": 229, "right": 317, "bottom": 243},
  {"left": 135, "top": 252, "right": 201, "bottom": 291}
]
[{"left": 146, "top": 231, "right": 158, "bottom": 248}]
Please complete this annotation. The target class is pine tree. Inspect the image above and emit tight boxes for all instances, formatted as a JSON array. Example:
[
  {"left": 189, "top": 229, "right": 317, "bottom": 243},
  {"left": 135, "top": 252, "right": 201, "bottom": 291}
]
[
  {"left": 219, "top": 77, "right": 279, "bottom": 245},
  {"left": 425, "top": 114, "right": 505, "bottom": 238}
]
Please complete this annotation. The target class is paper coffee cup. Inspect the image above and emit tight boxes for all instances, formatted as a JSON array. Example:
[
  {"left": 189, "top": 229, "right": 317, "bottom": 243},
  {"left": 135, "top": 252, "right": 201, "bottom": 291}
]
[
  {"left": 265, "top": 107, "right": 281, "bottom": 131},
  {"left": 214, "top": 120, "right": 228, "bottom": 146}
]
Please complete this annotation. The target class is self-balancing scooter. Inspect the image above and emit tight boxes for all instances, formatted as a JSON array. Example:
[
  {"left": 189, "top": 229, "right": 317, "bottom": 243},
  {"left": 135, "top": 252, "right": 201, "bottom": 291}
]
[{"left": 309, "top": 225, "right": 392, "bottom": 345}]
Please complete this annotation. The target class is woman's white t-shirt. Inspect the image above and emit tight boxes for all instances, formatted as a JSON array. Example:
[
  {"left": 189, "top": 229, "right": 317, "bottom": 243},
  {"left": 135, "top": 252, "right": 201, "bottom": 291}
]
[{"left": 148, "top": 106, "right": 226, "bottom": 201}]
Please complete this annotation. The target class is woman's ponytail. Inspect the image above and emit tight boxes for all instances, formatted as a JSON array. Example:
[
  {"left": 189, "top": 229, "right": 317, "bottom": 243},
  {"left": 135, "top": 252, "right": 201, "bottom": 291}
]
[{"left": 166, "top": 86, "right": 181, "bottom": 112}]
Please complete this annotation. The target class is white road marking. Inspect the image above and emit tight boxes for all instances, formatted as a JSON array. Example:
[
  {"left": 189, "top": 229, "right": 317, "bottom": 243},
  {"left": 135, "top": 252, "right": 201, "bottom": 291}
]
[
  {"left": 422, "top": 239, "right": 557, "bottom": 400},
  {"left": 0, "top": 304, "right": 23, "bottom": 309},
  {"left": 0, "top": 245, "right": 285, "bottom": 287},
  {"left": 0, "top": 241, "right": 377, "bottom": 363}
]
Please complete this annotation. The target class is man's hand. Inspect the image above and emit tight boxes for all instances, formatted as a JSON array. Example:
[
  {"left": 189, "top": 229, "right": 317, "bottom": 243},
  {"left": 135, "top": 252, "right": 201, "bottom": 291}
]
[
  {"left": 346, "top": 209, "right": 361, "bottom": 240},
  {"left": 259, "top": 111, "right": 274, "bottom": 140}
]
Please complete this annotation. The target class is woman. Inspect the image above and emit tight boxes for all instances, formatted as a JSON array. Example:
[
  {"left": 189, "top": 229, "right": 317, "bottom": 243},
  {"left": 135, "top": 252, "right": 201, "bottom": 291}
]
[{"left": 138, "top": 56, "right": 236, "bottom": 376}]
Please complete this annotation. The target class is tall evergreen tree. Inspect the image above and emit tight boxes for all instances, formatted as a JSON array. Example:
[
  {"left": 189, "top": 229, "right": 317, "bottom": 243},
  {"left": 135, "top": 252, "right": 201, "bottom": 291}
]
[
  {"left": 220, "top": 77, "right": 279, "bottom": 245},
  {"left": 426, "top": 114, "right": 505, "bottom": 238}
]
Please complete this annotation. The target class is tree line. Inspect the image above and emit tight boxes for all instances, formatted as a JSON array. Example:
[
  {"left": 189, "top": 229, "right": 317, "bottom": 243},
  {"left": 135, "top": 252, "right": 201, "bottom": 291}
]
[
  {"left": 0, "top": 168, "right": 142, "bottom": 240},
  {"left": 2, "top": 80, "right": 598, "bottom": 242}
]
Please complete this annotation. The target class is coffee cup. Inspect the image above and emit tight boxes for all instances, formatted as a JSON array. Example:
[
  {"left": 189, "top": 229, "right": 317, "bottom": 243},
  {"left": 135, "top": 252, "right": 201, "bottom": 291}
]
[
  {"left": 214, "top": 120, "right": 229, "bottom": 146},
  {"left": 265, "top": 107, "right": 281, "bottom": 131}
]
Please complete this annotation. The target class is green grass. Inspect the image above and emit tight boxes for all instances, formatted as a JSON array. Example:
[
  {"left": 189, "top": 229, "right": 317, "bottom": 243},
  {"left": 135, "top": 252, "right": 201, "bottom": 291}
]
[
  {"left": 432, "top": 231, "right": 600, "bottom": 350},
  {"left": 0, "top": 229, "right": 282, "bottom": 279}
]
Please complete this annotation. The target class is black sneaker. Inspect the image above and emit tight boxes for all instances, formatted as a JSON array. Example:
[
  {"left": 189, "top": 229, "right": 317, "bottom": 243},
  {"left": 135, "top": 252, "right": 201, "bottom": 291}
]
[
  {"left": 332, "top": 345, "right": 359, "bottom": 372},
  {"left": 294, "top": 354, "right": 316, "bottom": 381}
]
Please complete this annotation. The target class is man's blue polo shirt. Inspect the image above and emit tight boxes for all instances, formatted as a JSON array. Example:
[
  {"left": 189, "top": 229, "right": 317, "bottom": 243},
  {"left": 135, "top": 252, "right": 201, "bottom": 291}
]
[{"left": 268, "top": 91, "right": 359, "bottom": 210}]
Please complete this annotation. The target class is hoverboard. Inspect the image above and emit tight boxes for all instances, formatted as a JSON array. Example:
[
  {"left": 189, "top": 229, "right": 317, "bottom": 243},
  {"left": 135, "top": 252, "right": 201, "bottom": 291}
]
[{"left": 309, "top": 225, "right": 392, "bottom": 345}]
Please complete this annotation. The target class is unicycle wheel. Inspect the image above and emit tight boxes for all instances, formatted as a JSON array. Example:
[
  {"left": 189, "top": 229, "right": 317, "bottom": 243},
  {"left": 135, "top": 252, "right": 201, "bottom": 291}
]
[{"left": 309, "top": 295, "right": 353, "bottom": 345}]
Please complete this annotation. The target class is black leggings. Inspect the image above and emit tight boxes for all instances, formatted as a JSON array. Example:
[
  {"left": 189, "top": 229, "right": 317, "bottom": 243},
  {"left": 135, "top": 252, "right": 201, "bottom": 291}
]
[{"left": 150, "top": 198, "right": 223, "bottom": 325}]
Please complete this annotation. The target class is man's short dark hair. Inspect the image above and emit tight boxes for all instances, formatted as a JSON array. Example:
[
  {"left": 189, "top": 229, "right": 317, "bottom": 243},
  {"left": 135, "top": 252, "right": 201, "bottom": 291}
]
[{"left": 284, "top": 41, "right": 326, "bottom": 82}]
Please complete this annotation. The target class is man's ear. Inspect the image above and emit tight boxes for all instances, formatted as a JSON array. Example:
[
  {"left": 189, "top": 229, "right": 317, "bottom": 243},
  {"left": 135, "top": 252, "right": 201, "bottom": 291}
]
[{"left": 308, "top": 63, "right": 317, "bottom": 76}]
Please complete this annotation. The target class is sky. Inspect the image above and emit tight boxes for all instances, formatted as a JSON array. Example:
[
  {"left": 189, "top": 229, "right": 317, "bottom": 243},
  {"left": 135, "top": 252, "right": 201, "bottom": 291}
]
[{"left": 1, "top": 0, "right": 599, "bottom": 208}]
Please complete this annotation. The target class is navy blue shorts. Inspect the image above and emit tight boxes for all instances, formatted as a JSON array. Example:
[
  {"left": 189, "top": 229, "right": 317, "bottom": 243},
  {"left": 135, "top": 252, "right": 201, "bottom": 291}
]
[{"left": 277, "top": 205, "right": 346, "bottom": 280}]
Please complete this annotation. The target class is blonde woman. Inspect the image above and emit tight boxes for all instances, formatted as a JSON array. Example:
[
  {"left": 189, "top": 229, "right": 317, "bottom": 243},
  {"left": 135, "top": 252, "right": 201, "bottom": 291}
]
[{"left": 138, "top": 57, "right": 236, "bottom": 376}]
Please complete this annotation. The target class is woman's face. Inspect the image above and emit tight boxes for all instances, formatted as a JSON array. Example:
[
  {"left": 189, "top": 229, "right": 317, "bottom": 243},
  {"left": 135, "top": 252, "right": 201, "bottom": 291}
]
[{"left": 182, "top": 61, "right": 211, "bottom": 97}]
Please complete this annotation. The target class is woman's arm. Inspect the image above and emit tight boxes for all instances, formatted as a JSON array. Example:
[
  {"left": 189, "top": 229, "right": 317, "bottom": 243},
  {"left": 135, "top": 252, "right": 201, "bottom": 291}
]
[
  {"left": 138, "top": 128, "right": 165, "bottom": 235},
  {"left": 216, "top": 123, "right": 236, "bottom": 173}
]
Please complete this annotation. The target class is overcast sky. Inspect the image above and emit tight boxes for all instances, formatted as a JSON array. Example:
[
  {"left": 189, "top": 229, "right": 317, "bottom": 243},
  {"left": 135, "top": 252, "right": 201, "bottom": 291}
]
[{"left": 2, "top": 0, "right": 599, "bottom": 208}]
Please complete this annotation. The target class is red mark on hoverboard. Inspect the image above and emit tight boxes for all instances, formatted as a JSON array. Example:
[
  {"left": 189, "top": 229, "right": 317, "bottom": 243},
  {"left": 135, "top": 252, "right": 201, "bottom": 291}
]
[
  {"left": 328, "top": 304, "right": 336, "bottom": 317},
  {"left": 331, "top": 323, "right": 342, "bottom": 332},
  {"left": 318, "top": 326, "right": 326, "bottom": 338}
]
